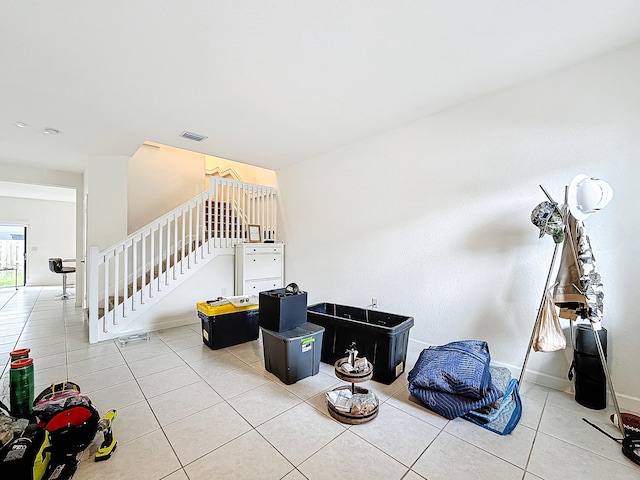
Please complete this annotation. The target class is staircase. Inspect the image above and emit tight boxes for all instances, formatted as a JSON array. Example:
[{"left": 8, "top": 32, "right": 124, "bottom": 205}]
[{"left": 88, "top": 178, "right": 277, "bottom": 343}]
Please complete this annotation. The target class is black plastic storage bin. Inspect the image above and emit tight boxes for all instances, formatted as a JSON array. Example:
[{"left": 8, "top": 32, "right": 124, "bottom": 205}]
[
  {"left": 572, "top": 324, "right": 607, "bottom": 410},
  {"left": 197, "top": 302, "right": 260, "bottom": 350},
  {"left": 307, "top": 303, "right": 414, "bottom": 384},
  {"left": 259, "top": 287, "right": 307, "bottom": 332},
  {"left": 262, "top": 322, "right": 324, "bottom": 385}
]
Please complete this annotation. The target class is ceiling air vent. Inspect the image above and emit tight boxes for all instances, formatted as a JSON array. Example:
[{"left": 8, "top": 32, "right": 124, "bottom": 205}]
[{"left": 179, "top": 131, "right": 208, "bottom": 142}]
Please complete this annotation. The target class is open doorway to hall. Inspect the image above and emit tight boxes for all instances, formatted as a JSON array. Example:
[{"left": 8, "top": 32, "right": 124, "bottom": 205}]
[
  {"left": 0, "top": 182, "right": 77, "bottom": 289},
  {"left": 0, "top": 225, "right": 26, "bottom": 288}
]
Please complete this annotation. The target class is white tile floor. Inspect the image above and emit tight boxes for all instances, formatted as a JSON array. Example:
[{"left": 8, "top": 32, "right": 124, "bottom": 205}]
[{"left": 1, "top": 286, "right": 639, "bottom": 480}]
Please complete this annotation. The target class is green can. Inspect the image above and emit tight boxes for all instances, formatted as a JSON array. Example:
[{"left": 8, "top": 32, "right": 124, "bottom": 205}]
[{"left": 9, "top": 357, "right": 34, "bottom": 419}]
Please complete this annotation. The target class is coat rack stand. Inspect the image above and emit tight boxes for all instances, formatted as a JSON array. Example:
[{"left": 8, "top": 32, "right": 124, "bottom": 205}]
[{"left": 519, "top": 185, "right": 625, "bottom": 438}]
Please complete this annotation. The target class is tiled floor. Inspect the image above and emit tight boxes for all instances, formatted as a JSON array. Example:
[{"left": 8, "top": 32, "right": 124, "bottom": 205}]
[{"left": 1, "top": 286, "right": 639, "bottom": 480}]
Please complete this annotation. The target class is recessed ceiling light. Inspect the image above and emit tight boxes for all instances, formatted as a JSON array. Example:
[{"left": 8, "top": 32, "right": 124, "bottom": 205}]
[
  {"left": 43, "top": 128, "right": 60, "bottom": 135},
  {"left": 15, "top": 122, "right": 27, "bottom": 128}
]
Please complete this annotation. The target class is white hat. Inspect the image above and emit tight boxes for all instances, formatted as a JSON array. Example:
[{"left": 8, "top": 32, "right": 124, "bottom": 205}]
[{"left": 567, "top": 174, "right": 614, "bottom": 221}]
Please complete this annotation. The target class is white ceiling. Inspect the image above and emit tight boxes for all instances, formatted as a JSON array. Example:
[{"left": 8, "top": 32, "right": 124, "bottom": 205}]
[{"left": 2, "top": 1, "right": 640, "bottom": 174}]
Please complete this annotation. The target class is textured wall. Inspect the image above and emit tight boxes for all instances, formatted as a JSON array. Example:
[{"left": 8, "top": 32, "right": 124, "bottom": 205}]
[{"left": 276, "top": 43, "right": 640, "bottom": 408}]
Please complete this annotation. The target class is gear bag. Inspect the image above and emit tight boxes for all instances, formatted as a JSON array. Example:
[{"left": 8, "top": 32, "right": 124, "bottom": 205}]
[{"left": 0, "top": 382, "right": 104, "bottom": 480}]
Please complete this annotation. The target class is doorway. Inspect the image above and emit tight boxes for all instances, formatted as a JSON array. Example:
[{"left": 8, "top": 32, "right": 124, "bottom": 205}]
[{"left": 0, "top": 225, "right": 26, "bottom": 288}]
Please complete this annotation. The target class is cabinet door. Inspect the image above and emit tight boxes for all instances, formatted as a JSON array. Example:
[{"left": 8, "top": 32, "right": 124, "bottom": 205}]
[
  {"left": 245, "top": 254, "right": 281, "bottom": 279},
  {"left": 244, "top": 278, "right": 283, "bottom": 294},
  {"left": 245, "top": 245, "right": 283, "bottom": 255}
]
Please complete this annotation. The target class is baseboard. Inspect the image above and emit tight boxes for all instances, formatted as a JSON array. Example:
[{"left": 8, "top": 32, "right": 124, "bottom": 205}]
[
  {"left": 492, "top": 360, "right": 571, "bottom": 392},
  {"left": 503, "top": 360, "right": 640, "bottom": 413},
  {"left": 116, "top": 313, "right": 198, "bottom": 339},
  {"left": 407, "top": 338, "right": 431, "bottom": 353},
  {"left": 407, "top": 338, "right": 640, "bottom": 414}
]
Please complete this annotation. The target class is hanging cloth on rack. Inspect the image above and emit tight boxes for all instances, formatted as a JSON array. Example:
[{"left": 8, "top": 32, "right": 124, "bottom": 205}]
[
  {"left": 532, "top": 288, "right": 566, "bottom": 352},
  {"left": 552, "top": 214, "right": 604, "bottom": 325}
]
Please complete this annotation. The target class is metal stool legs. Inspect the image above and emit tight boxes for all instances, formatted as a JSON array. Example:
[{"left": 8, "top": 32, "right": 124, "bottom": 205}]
[{"left": 61, "top": 271, "right": 73, "bottom": 299}]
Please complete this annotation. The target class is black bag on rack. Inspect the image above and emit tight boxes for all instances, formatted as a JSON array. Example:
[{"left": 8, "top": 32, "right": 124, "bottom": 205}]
[{"left": 568, "top": 324, "right": 607, "bottom": 410}]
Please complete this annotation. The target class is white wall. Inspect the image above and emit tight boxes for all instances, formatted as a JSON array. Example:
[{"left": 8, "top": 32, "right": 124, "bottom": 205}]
[
  {"left": 115, "top": 254, "right": 234, "bottom": 336},
  {"left": 205, "top": 154, "right": 277, "bottom": 188},
  {"left": 0, "top": 196, "right": 76, "bottom": 285},
  {"left": 85, "top": 156, "right": 129, "bottom": 250},
  {"left": 128, "top": 143, "right": 206, "bottom": 233},
  {"left": 276, "top": 43, "right": 640, "bottom": 408},
  {"left": 0, "top": 162, "right": 83, "bottom": 300}
]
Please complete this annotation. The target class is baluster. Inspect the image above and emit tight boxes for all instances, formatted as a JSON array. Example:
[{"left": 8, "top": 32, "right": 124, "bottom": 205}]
[
  {"left": 223, "top": 183, "right": 228, "bottom": 247},
  {"left": 269, "top": 188, "right": 273, "bottom": 238},
  {"left": 103, "top": 255, "right": 109, "bottom": 332},
  {"left": 189, "top": 205, "right": 194, "bottom": 267},
  {"left": 228, "top": 183, "right": 233, "bottom": 247},
  {"left": 212, "top": 180, "right": 218, "bottom": 248},
  {"left": 141, "top": 232, "right": 146, "bottom": 304},
  {"left": 132, "top": 237, "right": 137, "bottom": 311},
  {"left": 196, "top": 198, "right": 202, "bottom": 260},
  {"left": 240, "top": 181, "right": 246, "bottom": 241},
  {"left": 157, "top": 222, "right": 163, "bottom": 291},
  {"left": 167, "top": 218, "right": 172, "bottom": 284},
  {"left": 229, "top": 183, "right": 234, "bottom": 243},
  {"left": 206, "top": 191, "right": 212, "bottom": 253},
  {"left": 258, "top": 186, "right": 263, "bottom": 238},
  {"left": 201, "top": 197, "right": 206, "bottom": 257},
  {"left": 173, "top": 213, "right": 178, "bottom": 279},
  {"left": 265, "top": 188, "right": 271, "bottom": 240},
  {"left": 252, "top": 185, "right": 257, "bottom": 225},
  {"left": 113, "top": 248, "right": 119, "bottom": 325},
  {"left": 122, "top": 243, "right": 128, "bottom": 318},
  {"left": 149, "top": 226, "right": 155, "bottom": 297},
  {"left": 180, "top": 210, "right": 186, "bottom": 274},
  {"left": 234, "top": 183, "right": 240, "bottom": 242}
]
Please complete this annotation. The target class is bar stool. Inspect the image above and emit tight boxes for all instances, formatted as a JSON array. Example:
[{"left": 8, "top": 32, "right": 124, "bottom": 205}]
[{"left": 48, "top": 258, "right": 75, "bottom": 299}]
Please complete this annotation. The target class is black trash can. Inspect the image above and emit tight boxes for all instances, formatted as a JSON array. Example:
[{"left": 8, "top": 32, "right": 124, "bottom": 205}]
[{"left": 571, "top": 324, "right": 607, "bottom": 410}]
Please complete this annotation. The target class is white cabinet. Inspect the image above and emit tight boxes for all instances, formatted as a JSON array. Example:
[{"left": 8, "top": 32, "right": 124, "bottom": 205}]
[{"left": 235, "top": 243, "right": 284, "bottom": 295}]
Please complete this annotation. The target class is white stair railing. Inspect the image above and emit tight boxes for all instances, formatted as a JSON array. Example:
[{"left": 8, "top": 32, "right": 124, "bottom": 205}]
[{"left": 88, "top": 178, "right": 277, "bottom": 343}]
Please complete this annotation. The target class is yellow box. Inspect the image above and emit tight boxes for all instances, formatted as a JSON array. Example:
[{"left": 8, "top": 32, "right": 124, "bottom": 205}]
[{"left": 196, "top": 301, "right": 258, "bottom": 316}]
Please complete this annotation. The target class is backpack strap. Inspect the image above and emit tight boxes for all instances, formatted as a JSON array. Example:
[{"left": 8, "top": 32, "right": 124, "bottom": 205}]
[{"left": 0, "top": 399, "right": 11, "bottom": 417}]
